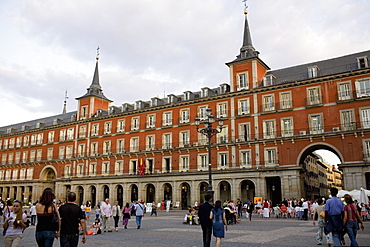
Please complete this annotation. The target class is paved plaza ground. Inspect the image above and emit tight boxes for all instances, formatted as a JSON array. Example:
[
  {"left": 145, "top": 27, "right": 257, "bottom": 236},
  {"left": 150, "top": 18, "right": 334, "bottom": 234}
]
[{"left": 1, "top": 210, "right": 369, "bottom": 247}]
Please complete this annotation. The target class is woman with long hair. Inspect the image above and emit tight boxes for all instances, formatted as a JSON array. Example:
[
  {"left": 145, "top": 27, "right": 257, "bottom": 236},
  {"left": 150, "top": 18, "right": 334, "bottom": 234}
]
[
  {"left": 35, "top": 189, "right": 60, "bottom": 247},
  {"left": 209, "top": 200, "right": 228, "bottom": 247},
  {"left": 312, "top": 198, "right": 332, "bottom": 246},
  {"left": 343, "top": 194, "right": 364, "bottom": 246},
  {"left": 122, "top": 202, "right": 131, "bottom": 229},
  {"left": 3, "top": 200, "right": 28, "bottom": 247}
]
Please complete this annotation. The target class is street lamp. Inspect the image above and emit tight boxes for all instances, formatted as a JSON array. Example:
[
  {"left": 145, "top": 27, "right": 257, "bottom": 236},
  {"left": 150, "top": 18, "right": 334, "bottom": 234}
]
[{"left": 195, "top": 108, "right": 224, "bottom": 199}]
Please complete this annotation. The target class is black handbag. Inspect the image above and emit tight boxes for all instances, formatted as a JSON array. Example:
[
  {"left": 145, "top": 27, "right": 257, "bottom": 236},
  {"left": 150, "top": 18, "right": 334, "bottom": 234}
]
[{"left": 51, "top": 205, "right": 59, "bottom": 230}]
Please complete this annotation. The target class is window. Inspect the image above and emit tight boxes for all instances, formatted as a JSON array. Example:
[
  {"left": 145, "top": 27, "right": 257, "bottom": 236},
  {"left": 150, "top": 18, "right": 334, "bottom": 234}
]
[
  {"left": 20, "top": 168, "right": 26, "bottom": 180},
  {"left": 79, "top": 126, "right": 86, "bottom": 138},
  {"left": 180, "top": 131, "right": 189, "bottom": 147},
  {"left": 102, "top": 162, "right": 110, "bottom": 175},
  {"left": 91, "top": 142, "right": 98, "bottom": 156},
  {"left": 8, "top": 153, "right": 13, "bottom": 164},
  {"left": 337, "top": 82, "right": 352, "bottom": 101},
  {"left": 281, "top": 118, "right": 293, "bottom": 137},
  {"left": 30, "top": 150, "right": 36, "bottom": 162},
  {"left": 36, "top": 149, "right": 42, "bottom": 161},
  {"left": 89, "top": 163, "right": 97, "bottom": 176},
  {"left": 117, "top": 139, "right": 124, "bottom": 153},
  {"left": 263, "top": 95, "right": 275, "bottom": 111},
  {"left": 9, "top": 138, "right": 15, "bottom": 149},
  {"left": 363, "top": 140, "right": 370, "bottom": 161},
  {"left": 66, "top": 146, "right": 73, "bottom": 159},
  {"left": 59, "top": 129, "right": 66, "bottom": 141},
  {"left": 198, "top": 154, "right": 208, "bottom": 171},
  {"left": 309, "top": 114, "right": 323, "bottom": 134},
  {"left": 201, "top": 88, "right": 209, "bottom": 97},
  {"left": 26, "top": 168, "right": 33, "bottom": 180},
  {"left": 104, "top": 121, "right": 112, "bottom": 134},
  {"left": 67, "top": 128, "right": 74, "bottom": 140},
  {"left": 357, "top": 56, "right": 368, "bottom": 69},
  {"left": 218, "top": 126, "right": 228, "bottom": 144},
  {"left": 238, "top": 123, "right": 250, "bottom": 141},
  {"left": 1, "top": 154, "right": 6, "bottom": 165},
  {"left": 132, "top": 117, "right": 140, "bottom": 130},
  {"left": 218, "top": 152, "right": 228, "bottom": 169},
  {"left": 31, "top": 134, "right": 36, "bottom": 145},
  {"left": 103, "top": 141, "right": 111, "bottom": 155},
  {"left": 92, "top": 124, "right": 99, "bottom": 136},
  {"left": 130, "top": 160, "right": 137, "bottom": 175},
  {"left": 146, "top": 135, "right": 155, "bottom": 150},
  {"left": 307, "top": 87, "right": 322, "bottom": 105},
  {"left": 308, "top": 66, "right": 318, "bottom": 78},
  {"left": 263, "top": 75, "right": 274, "bottom": 86},
  {"left": 59, "top": 146, "right": 65, "bottom": 159},
  {"left": 263, "top": 120, "right": 276, "bottom": 139},
  {"left": 355, "top": 78, "right": 370, "bottom": 97},
  {"left": 5, "top": 170, "right": 11, "bottom": 179},
  {"left": 16, "top": 137, "right": 22, "bottom": 148},
  {"left": 130, "top": 137, "right": 139, "bottom": 152},
  {"left": 163, "top": 112, "right": 172, "bottom": 126},
  {"left": 360, "top": 107, "right": 370, "bottom": 129},
  {"left": 217, "top": 102, "right": 227, "bottom": 118},
  {"left": 265, "top": 148, "right": 277, "bottom": 166},
  {"left": 81, "top": 106, "right": 88, "bottom": 120},
  {"left": 163, "top": 157, "right": 171, "bottom": 173},
  {"left": 23, "top": 136, "right": 29, "bottom": 146},
  {"left": 117, "top": 119, "right": 125, "bottom": 132},
  {"left": 163, "top": 133, "right": 172, "bottom": 149},
  {"left": 147, "top": 115, "right": 155, "bottom": 128},
  {"left": 280, "top": 92, "right": 292, "bottom": 109},
  {"left": 198, "top": 132, "right": 208, "bottom": 146},
  {"left": 64, "top": 165, "right": 71, "bottom": 177},
  {"left": 239, "top": 99, "right": 249, "bottom": 115},
  {"left": 198, "top": 106, "right": 208, "bottom": 120},
  {"left": 237, "top": 72, "right": 248, "bottom": 89},
  {"left": 77, "top": 163, "right": 84, "bottom": 176},
  {"left": 47, "top": 148, "right": 53, "bottom": 160},
  {"left": 147, "top": 159, "right": 154, "bottom": 174},
  {"left": 240, "top": 150, "right": 251, "bottom": 168},
  {"left": 340, "top": 109, "right": 355, "bottom": 131},
  {"left": 115, "top": 161, "right": 124, "bottom": 175},
  {"left": 180, "top": 109, "right": 190, "bottom": 124},
  {"left": 78, "top": 144, "right": 85, "bottom": 157},
  {"left": 37, "top": 133, "right": 43, "bottom": 145},
  {"left": 180, "top": 155, "right": 189, "bottom": 171},
  {"left": 12, "top": 169, "right": 18, "bottom": 180},
  {"left": 48, "top": 131, "right": 54, "bottom": 143}
]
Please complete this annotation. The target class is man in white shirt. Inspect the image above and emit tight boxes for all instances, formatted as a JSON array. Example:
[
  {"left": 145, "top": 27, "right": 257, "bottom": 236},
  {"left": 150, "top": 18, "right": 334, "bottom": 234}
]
[
  {"left": 302, "top": 199, "right": 309, "bottom": 221},
  {"left": 134, "top": 200, "right": 145, "bottom": 229},
  {"left": 100, "top": 198, "right": 112, "bottom": 232},
  {"left": 30, "top": 203, "right": 37, "bottom": 226}
]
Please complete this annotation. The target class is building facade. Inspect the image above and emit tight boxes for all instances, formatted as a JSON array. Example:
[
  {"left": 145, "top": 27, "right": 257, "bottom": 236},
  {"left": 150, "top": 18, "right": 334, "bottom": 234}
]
[{"left": 0, "top": 10, "right": 369, "bottom": 207}]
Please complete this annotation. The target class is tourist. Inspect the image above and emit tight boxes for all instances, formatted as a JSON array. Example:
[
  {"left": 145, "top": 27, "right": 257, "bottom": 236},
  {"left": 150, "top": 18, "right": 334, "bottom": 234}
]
[
  {"left": 29, "top": 203, "right": 37, "bottom": 226},
  {"left": 246, "top": 201, "right": 254, "bottom": 221},
  {"left": 85, "top": 202, "right": 91, "bottom": 223},
  {"left": 3, "top": 200, "right": 28, "bottom": 247},
  {"left": 343, "top": 194, "right": 364, "bottom": 246},
  {"left": 112, "top": 201, "right": 121, "bottom": 232},
  {"left": 324, "top": 187, "right": 344, "bottom": 246},
  {"left": 122, "top": 202, "right": 131, "bottom": 229},
  {"left": 101, "top": 198, "right": 112, "bottom": 232},
  {"left": 94, "top": 204, "right": 100, "bottom": 219},
  {"left": 209, "top": 200, "right": 227, "bottom": 247},
  {"left": 134, "top": 200, "right": 145, "bottom": 229},
  {"left": 150, "top": 201, "right": 157, "bottom": 216},
  {"left": 312, "top": 198, "right": 332, "bottom": 246},
  {"left": 198, "top": 194, "right": 213, "bottom": 247},
  {"left": 89, "top": 218, "right": 101, "bottom": 235},
  {"left": 35, "top": 189, "right": 60, "bottom": 247},
  {"left": 262, "top": 199, "right": 269, "bottom": 219}
]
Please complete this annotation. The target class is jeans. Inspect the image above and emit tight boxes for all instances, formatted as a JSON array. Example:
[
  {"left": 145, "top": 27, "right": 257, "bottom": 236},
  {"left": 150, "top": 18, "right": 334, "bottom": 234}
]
[
  {"left": 201, "top": 224, "right": 212, "bottom": 247},
  {"left": 345, "top": 220, "right": 359, "bottom": 246},
  {"left": 35, "top": 231, "right": 55, "bottom": 247},
  {"left": 332, "top": 231, "right": 342, "bottom": 246},
  {"left": 136, "top": 215, "right": 143, "bottom": 226},
  {"left": 60, "top": 233, "right": 79, "bottom": 247},
  {"left": 113, "top": 216, "right": 120, "bottom": 228},
  {"left": 316, "top": 220, "right": 332, "bottom": 245}
]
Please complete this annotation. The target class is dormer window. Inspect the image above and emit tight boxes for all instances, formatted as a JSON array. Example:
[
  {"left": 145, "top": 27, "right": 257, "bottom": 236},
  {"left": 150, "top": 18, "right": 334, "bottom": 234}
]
[
  {"left": 219, "top": 84, "right": 230, "bottom": 94},
  {"left": 263, "top": 75, "right": 274, "bottom": 86},
  {"left": 357, "top": 56, "right": 368, "bottom": 69},
  {"left": 308, "top": 66, "right": 319, "bottom": 78},
  {"left": 201, "top": 88, "right": 209, "bottom": 97},
  {"left": 237, "top": 72, "right": 248, "bottom": 90}
]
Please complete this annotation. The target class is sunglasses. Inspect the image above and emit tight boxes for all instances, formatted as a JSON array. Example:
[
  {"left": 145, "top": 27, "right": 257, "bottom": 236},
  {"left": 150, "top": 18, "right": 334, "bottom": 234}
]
[{"left": 14, "top": 199, "right": 22, "bottom": 203}]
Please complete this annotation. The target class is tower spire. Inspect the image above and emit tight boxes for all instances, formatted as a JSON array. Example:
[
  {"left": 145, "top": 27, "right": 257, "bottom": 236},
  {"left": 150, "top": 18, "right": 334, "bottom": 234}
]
[
  {"left": 62, "top": 90, "right": 68, "bottom": 114},
  {"left": 239, "top": 0, "right": 259, "bottom": 59}
]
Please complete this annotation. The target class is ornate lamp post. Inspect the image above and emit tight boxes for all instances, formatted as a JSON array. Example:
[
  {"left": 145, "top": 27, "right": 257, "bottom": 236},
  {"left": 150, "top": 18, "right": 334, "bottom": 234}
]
[{"left": 195, "top": 108, "right": 224, "bottom": 199}]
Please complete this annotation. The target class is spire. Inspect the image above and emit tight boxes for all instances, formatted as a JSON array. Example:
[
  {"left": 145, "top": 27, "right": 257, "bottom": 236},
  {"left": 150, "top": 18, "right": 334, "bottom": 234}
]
[
  {"left": 239, "top": 1, "right": 258, "bottom": 59},
  {"left": 62, "top": 90, "right": 68, "bottom": 114}
]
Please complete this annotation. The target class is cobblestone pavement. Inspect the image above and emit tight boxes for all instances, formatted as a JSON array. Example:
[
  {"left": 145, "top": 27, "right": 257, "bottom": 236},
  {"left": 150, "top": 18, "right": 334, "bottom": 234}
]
[{"left": 1, "top": 211, "right": 369, "bottom": 247}]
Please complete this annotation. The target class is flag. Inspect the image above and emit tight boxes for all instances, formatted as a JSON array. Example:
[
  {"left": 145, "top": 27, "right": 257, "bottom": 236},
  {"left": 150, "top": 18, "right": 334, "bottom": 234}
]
[{"left": 138, "top": 158, "right": 146, "bottom": 176}]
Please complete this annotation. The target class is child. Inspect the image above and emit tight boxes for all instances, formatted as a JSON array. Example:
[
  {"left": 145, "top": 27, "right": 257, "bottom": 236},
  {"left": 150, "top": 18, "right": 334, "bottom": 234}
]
[{"left": 90, "top": 218, "right": 102, "bottom": 234}]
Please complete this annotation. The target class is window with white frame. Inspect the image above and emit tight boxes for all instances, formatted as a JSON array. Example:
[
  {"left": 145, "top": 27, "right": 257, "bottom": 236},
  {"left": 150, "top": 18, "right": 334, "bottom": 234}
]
[
  {"left": 240, "top": 150, "right": 252, "bottom": 168},
  {"left": 81, "top": 106, "right": 88, "bottom": 120},
  {"left": 132, "top": 117, "right": 140, "bottom": 130},
  {"left": 30, "top": 150, "right": 36, "bottom": 162},
  {"left": 198, "top": 153, "right": 208, "bottom": 171},
  {"left": 66, "top": 146, "right": 72, "bottom": 159},
  {"left": 3, "top": 139, "right": 9, "bottom": 149},
  {"left": 307, "top": 87, "right": 322, "bottom": 105},
  {"left": 20, "top": 168, "right": 26, "bottom": 180},
  {"left": 337, "top": 82, "right": 352, "bottom": 101},
  {"left": 180, "top": 155, "right": 189, "bottom": 171},
  {"left": 264, "top": 147, "right": 277, "bottom": 166},
  {"left": 180, "top": 131, "right": 190, "bottom": 147},
  {"left": 77, "top": 163, "right": 84, "bottom": 176},
  {"left": 281, "top": 118, "right": 293, "bottom": 137},
  {"left": 117, "top": 119, "right": 125, "bottom": 132},
  {"left": 1, "top": 154, "right": 6, "bottom": 165},
  {"left": 79, "top": 126, "right": 86, "bottom": 138},
  {"left": 239, "top": 99, "right": 250, "bottom": 115},
  {"left": 102, "top": 162, "right": 110, "bottom": 175},
  {"left": 92, "top": 124, "right": 99, "bottom": 136},
  {"left": 104, "top": 121, "right": 112, "bottom": 134},
  {"left": 237, "top": 72, "right": 248, "bottom": 89},
  {"left": 218, "top": 152, "right": 228, "bottom": 169},
  {"left": 147, "top": 114, "right": 155, "bottom": 128},
  {"left": 357, "top": 56, "right": 369, "bottom": 69},
  {"left": 146, "top": 135, "right": 155, "bottom": 150},
  {"left": 78, "top": 144, "right": 85, "bottom": 157},
  {"left": 16, "top": 137, "right": 22, "bottom": 147},
  {"left": 263, "top": 120, "right": 276, "bottom": 139},
  {"left": 31, "top": 134, "right": 36, "bottom": 145},
  {"left": 115, "top": 160, "right": 124, "bottom": 175},
  {"left": 12, "top": 169, "right": 18, "bottom": 180},
  {"left": 48, "top": 131, "right": 54, "bottom": 143},
  {"left": 163, "top": 133, "right": 172, "bottom": 149},
  {"left": 64, "top": 165, "right": 71, "bottom": 177},
  {"left": 308, "top": 66, "right": 319, "bottom": 78},
  {"left": 103, "top": 141, "right": 111, "bottom": 155},
  {"left": 309, "top": 114, "right": 323, "bottom": 134},
  {"left": 280, "top": 92, "right": 292, "bottom": 109},
  {"left": 239, "top": 123, "right": 250, "bottom": 141},
  {"left": 37, "top": 133, "right": 43, "bottom": 145},
  {"left": 217, "top": 102, "right": 227, "bottom": 118},
  {"left": 89, "top": 163, "right": 97, "bottom": 176},
  {"left": 130, "top": 160, "right": 138, "bottom": 175},
  {"left": 9, "top": 138, "right": 15, "bottom": 148},
  {"left": 91, "top": 142, "right": 98, "bottom": 156},
  {"left": 0, "top": 170, "right": 4, "bottom": 180},
  {"left": 117, "top": 139, "right": 124, "bottom": 153},
  {"left": 5, "top": 170, "right": 11, "bottom": 179},
  {"left": 263, "top": 95, "right": 275, "bottom": 111},
  {"left": 355, "top": 78, "right": 370, "bottom": 97},
  {"left": 60, "top": 129, "right": 66, "bottom": 141},
  {"left": 363, "top": 139, "right": 370, "bottom": 160},
  {"left": 15, "top": 152, "right": 20, "bottom": 163},
  {"left": 0, "top": 140, "right": 2, "bottom": 149},
  {"left": 47, "top": 148, "right": 53, "bottom": 160},
  {"left": 340, "top": 109, "right": 355, "bottom": 131},
  {"left": 23, "top": 136, "right": 29, "bottom": 146},
  {"left": 163, "top": 112, "right": 172, "bottom": 126},
  {"left": 360, "top": 107, "right": 370, "bottom": 129},
  {"left": 59, "top": 146, "right": 65, "bottom": 159},
  {"left": 198, "top": 132, "right": 207, "bottom": 146},
  {"left": 263, "top": 75, "right": 274, "bottom": 86},
  {"left": 8, "top": 153, "right": 13, "bottom": 164},
  {"left": 218, "top": 126, "right": 228, "bottom": 144},
  {"left": 198, "top": 106, "right": 208, "bottom": 120},
  {"left": 130, "top": 137, "right": 139, "bottom": 152},
  {"left": 180, "top": 109, "right": 190, "bottom": 123},
  {"left": 67, "top": 128, "right": 74, "bottom": 140},
  {"left": 26, "top": 167, "right": 33, "bottom": 179}
]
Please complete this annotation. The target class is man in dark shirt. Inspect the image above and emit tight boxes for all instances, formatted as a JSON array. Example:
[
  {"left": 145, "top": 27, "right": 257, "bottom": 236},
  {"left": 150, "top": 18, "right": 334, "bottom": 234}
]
[
  {"left": 59, "top": 192, "right": 87, "bottom": 247},
  {"left": 198, "top": 194, "right": 213, "bottom": 247}
]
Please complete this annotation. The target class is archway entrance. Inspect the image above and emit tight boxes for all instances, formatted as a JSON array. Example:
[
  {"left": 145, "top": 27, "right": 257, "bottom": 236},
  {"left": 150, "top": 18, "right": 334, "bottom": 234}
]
[
  {"left": 117, "top": 185, "right": 123, "bottom": 206},
  {"left": 219, "top": 181, "right": 231, "bottom": 203},
  {"left": 131, "top": 185, "right": 138, "bottom": 202},
  {"left": 240, "top": 180, "right": 255, "bottom": 202},
  {"left": 90, "top": 186, "right": 96, "bottom": 207},
  {"left": 103, "top": 185, "right": 109, "bottom": 201},
  {"left": 266, "top": 177, "right": 281, "bottom": 206},
  {"left": 163, "top": 183, "right": 172, "bottom": 201},
  {"left": 146, "top": 184, "right": 155, "bottom": 203},
  {"left": 77, "top": 186, "right": 84, "bottom": 206},
  {"left": 199, "top": 182, "right": 209, "bottom": 203},
  {"left": 180, "top": 182, "right": 190, "bottom": 209}
]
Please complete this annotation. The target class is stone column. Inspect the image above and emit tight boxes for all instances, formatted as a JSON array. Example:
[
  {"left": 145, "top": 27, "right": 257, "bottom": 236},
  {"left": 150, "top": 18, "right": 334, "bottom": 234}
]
[
  {"left": 9, "top": 186, "right": 15, "bottom": 200},
  {"left": 122, "top": 183, "right": 129, "bottom": 204},
  {"left": 16, "top": 186, "right": 22, "bottom": 201},
  {"left": 24, "top": 186, "right": 30, "bottom": 204},
  {"left": 191, "top": 180, "right": 197, "bottom": 206}
]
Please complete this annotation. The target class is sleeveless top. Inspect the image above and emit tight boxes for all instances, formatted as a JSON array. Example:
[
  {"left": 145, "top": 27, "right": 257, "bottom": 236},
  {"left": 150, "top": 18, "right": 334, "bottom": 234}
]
[{"left": 36, "top": 213, "right": 58, "bottom": 232}]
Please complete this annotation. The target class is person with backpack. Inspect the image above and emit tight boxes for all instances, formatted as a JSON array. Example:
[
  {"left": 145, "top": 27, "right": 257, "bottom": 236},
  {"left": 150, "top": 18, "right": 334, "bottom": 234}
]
[{"left": 134, "top": 200, "right": 145, "bottom": 229}]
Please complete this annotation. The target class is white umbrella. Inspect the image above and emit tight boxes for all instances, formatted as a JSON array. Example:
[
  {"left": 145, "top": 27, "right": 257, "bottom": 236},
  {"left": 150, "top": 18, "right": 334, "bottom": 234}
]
[
  {"left": 359, "top": 188, "right": 370, "bottom": 205},
  {"left": 349, "top": 190, "right": 361, "bottom": 201},
  {"left": 337, "top": 190, "right": 350, "bottom": 197}
]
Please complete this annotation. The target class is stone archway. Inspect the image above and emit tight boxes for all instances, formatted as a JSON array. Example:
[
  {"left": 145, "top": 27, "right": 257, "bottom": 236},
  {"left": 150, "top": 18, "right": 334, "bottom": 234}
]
[
  {"left": 146, "top": 184, "right": 155, "bottom": 203},
  {"left": 76, "top": 186, "right": 84, "bottom": 206},
  {"left": 199, "top": 182, "right": 209, "bottom": 203},
  {"left": 219, "top": 181, "right": 231, "bottom": 203},
  {"left": 240, "top": 180, "right": 256, "bottom": 203},
  {"left": 180, "top": 182, "right": 190, "bottom": 209}
]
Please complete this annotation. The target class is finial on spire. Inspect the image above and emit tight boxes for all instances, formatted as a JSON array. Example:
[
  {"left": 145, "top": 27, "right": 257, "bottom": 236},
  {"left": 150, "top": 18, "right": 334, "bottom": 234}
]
[
  {"left": 62, "top": 90, "right": 69, "bottom": 114},
  {"left": 242, "top": 0, "right": 248, "bottom": 14},
  {"left": 96, "top": 46, "right": 100, "bottom": 60}
]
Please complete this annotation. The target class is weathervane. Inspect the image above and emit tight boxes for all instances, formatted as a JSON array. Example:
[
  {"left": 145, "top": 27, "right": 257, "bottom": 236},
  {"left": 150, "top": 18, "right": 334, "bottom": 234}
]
[
  {"left": 96, "top": 46, "right": 100, "bottom": 60},
  {"left": 242, "top": 0, "right": 248, "bottom": 14},
  {"left": 62, "top": 90, "right": 69, "bottom": 114}
]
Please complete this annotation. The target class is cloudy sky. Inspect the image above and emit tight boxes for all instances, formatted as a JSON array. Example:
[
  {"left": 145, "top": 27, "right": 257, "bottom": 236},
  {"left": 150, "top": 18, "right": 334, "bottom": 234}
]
[{"left": 1, "top": 0, "right": 369, "bottom": 129}]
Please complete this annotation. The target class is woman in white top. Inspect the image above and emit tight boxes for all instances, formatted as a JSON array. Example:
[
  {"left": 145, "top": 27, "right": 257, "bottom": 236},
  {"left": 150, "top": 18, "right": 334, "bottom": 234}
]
[{"left": 3, "top": 200, "right": 28, "bottom": 247}]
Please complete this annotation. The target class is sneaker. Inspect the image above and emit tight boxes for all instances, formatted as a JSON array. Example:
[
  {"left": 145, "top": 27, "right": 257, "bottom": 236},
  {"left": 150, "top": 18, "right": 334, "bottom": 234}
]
[
  {"left": 137, "top": 225, "right": 140, "bottom": 229},
  {"left": 108, "top": 230, "right": 112, "bottom": 232}
]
